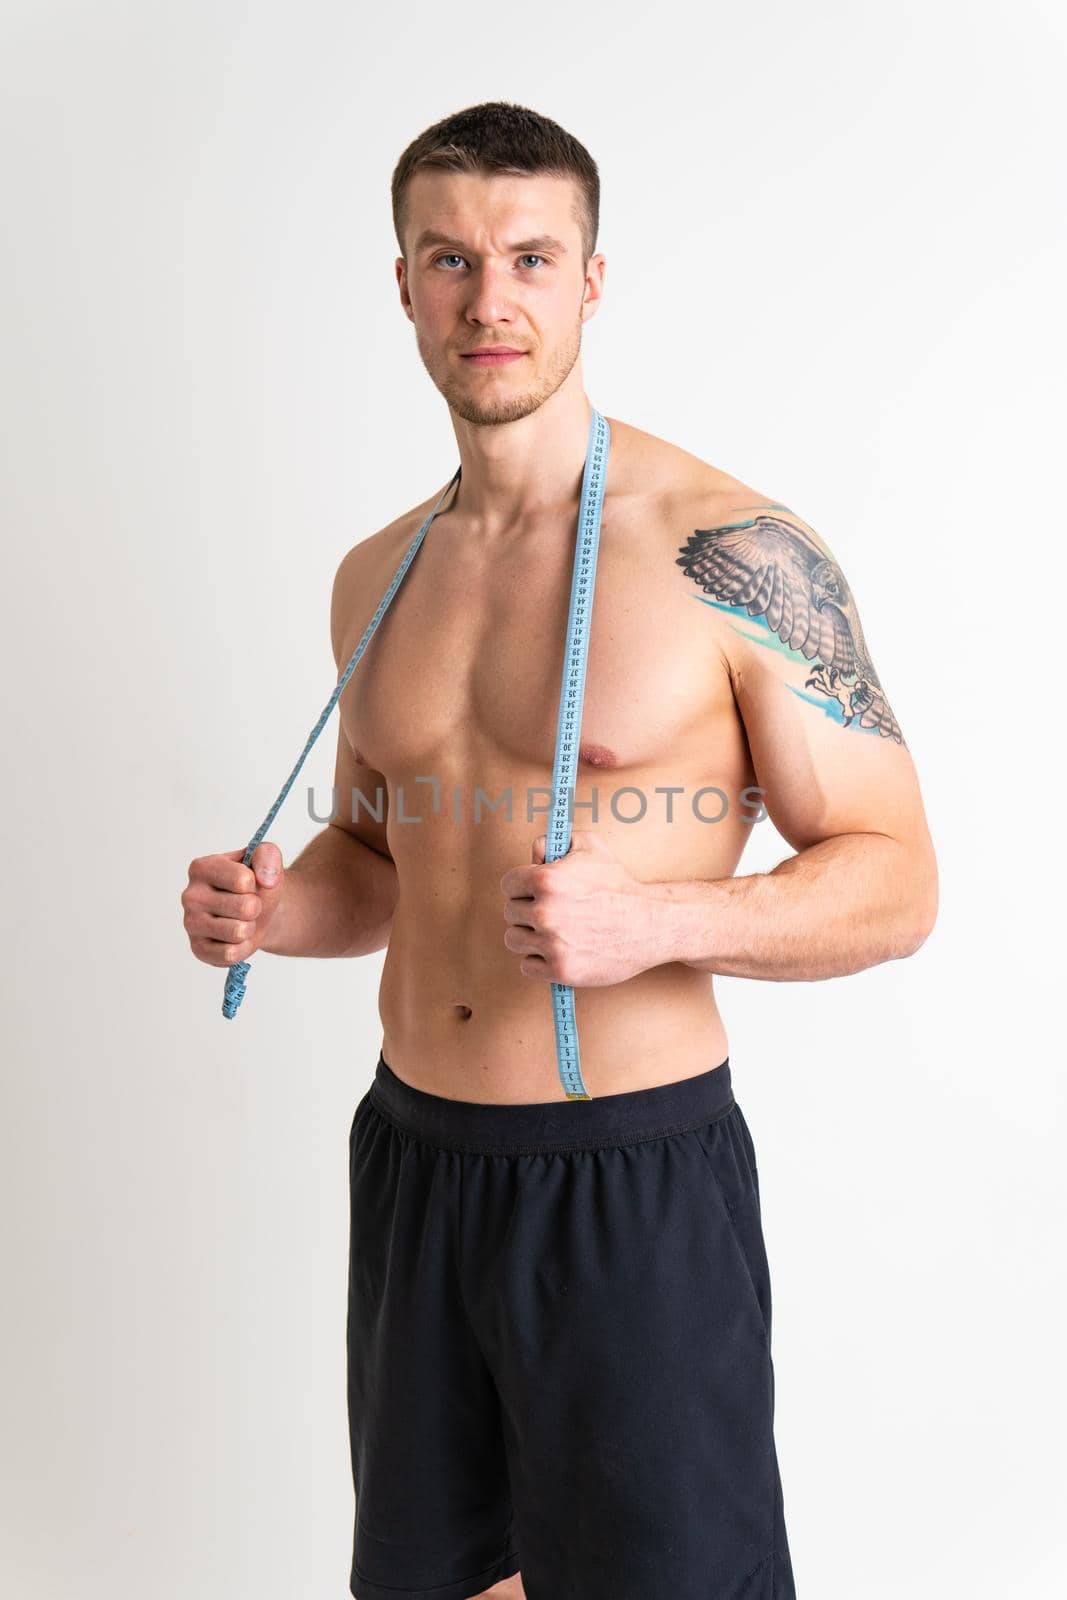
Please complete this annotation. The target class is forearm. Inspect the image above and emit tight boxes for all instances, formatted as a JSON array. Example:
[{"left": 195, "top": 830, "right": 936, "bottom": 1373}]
[
  {"left": 649, "top": 832, "right": 938, "bottom": 981},
  {"left": 260, "top": 823, "right": 398, "bottom": 958}
]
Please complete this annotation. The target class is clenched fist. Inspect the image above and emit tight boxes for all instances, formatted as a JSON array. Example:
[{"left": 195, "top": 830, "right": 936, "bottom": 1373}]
[
  {"left": 181, "top": 842, "right": 285, "bottom": 967},
  {"left": 499, "top": 829, "right": 663, "bottom": 988}
]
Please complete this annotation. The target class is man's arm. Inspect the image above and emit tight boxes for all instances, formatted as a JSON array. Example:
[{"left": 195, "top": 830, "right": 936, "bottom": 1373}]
[
  {"left": 652, "top": 501, "right": 938, "bottom": 980},
  {"left": 260, "top": 546, "right": 399, "bottom": 959},
  {"left": 259, "top": 731, "right": 398, "bottom": 958},
  {"left": 183, "top": 546, "right": 400, "bottom": 969}
]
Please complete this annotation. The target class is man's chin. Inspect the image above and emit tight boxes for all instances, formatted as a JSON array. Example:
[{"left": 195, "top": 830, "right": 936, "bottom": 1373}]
[{"left": 440, "top": 384, "right": 548, "bottom": 428}]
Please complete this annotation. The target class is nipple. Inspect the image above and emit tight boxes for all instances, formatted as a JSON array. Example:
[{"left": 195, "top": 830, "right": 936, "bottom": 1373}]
[{"left": 579, "top": 741, "right": 619, "bottom": 769}]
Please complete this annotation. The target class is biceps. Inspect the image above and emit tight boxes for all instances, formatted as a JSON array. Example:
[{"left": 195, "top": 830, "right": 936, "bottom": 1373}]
[{"left": 734, "top": 647, "right": 926, "bottom": 852}]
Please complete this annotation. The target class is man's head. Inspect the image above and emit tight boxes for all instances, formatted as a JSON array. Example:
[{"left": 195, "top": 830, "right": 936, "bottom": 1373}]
[{"left": 391, "top": 101, "right": 605, "bottom": 427}]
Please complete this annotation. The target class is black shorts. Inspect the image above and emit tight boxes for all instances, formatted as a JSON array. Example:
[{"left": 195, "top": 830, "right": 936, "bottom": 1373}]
[{"left": 346, "top": 1052, "right": 795, "bottom": 1600}]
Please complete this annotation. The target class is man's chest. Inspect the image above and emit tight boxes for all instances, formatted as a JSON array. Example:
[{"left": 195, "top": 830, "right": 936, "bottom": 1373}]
[{"left": 338, "top": 500, "right": 742, "bottom": 780}]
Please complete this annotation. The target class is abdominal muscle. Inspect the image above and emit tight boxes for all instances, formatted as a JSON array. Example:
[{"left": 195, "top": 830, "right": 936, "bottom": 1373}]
[{"left": 374, "top": 799, "right": 737, "bottom": 1104}]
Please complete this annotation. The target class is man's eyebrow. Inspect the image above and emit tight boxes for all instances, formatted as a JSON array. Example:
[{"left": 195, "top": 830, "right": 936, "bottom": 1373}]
[{"left": 413, "top": 230, "right": 569, "bottom": 256}]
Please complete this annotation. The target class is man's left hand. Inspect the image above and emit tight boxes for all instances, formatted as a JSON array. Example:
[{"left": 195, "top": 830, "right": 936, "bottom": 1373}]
[{"left": 499, "top": 829, "right": 664, "bottom": 987}]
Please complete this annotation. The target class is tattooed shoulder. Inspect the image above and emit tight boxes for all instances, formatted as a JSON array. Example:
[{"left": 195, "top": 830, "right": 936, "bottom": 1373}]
[{"left": 674, "top": 502, "right": 904, "bottom": 746}]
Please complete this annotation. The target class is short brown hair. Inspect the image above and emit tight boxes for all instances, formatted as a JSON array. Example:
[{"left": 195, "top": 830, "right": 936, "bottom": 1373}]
[{"left": 391, "top": 100, "right": 600, "bottom": 266}]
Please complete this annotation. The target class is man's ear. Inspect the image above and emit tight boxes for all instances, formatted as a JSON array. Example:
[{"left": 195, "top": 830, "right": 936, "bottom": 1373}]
[{"left": 395, "top": 256, "right": 414, "bottom": 322}]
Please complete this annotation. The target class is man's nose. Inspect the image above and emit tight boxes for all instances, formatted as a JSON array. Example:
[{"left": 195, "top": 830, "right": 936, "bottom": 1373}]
[{"left": 464, "top": 262, "right": 516, "bottom": 324}]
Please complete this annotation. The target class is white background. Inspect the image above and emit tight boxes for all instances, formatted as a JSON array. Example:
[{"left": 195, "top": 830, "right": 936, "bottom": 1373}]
[{"left": 2, "top": 1, "right": 1064, "bottom": 1595}]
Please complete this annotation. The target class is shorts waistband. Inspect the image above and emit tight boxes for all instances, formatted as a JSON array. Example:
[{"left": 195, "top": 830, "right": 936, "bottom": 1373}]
[{"left": 368, "top": 1051, "right": 735, "bottom": 1155}]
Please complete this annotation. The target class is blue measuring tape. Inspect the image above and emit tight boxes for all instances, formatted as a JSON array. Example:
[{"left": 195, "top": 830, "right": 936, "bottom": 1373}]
[
  {"left": 223, "top": 405, "right": 611, "bottom": 1102},
  {"left": 544, "top": 407, "right": 609, "bottom": 1098}
]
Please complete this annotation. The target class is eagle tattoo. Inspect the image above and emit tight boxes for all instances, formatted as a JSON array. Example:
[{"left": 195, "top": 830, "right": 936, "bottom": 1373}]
[{"left": 676, "top": 513, "right": 903, "bottom": 743}]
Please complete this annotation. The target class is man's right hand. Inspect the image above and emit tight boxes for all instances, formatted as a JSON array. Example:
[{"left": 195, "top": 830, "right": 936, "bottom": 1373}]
[{"left": 181, "top": 842, "right": 285, "bottom": 967}]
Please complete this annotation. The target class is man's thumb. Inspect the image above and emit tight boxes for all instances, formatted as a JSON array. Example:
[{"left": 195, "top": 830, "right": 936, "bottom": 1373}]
[{"left": 251, "top": 841, "right": 283, "bottom": 887}]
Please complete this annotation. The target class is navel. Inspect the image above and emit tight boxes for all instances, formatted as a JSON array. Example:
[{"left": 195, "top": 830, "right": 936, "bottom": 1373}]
[{"left": 452, "top": 1003, "right": 473, "bottom": 1021}]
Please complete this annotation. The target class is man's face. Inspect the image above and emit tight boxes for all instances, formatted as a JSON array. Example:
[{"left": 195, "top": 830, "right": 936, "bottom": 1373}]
[{"left": 396, "top": 169, "right": 604, "bottom": 427}]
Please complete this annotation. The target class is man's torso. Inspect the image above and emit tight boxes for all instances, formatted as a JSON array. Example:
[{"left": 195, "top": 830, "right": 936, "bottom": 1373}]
[{"left": 333, "top": 417, "right": 771, "bottom": 1101}]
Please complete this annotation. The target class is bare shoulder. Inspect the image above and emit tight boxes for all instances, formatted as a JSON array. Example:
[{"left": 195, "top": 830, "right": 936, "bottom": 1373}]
[
  {"left": 606, "top": 418, "right": 841, "bottom": 591},
  {"left": 333, "top": 480, "right": 452, "bottom": 582},
  {"left": 330, "top": 479, "right": 457, "bottom": 663},
  {"left": 604, "top": 414, "right": 781, "bottom": 532},
  {"left": 607, "top": 419, "right": 906, "bottom": 741}
]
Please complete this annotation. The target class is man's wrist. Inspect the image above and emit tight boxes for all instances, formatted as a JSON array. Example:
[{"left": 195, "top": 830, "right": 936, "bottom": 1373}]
[
  {"left": 256, "top": 868, "right": 300, "bottom": 956},
  {"left": 641, "top": 873, "right": 746, "bottom": 972}
]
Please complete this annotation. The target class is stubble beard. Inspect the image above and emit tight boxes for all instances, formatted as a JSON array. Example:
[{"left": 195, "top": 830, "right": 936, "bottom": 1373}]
[{"left": 416, "top": 317, "right": 584, "bottom": 428}]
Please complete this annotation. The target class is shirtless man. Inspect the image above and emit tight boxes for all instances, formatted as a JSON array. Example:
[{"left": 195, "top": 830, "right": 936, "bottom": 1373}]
[{"left": 182, "top": 102, "right": 937, "bottom": 1600}]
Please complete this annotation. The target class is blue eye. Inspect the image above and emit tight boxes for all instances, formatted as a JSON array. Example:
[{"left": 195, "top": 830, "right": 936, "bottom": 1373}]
[{"left": 431, "top": 253, "right": 547, "bottom": 270}]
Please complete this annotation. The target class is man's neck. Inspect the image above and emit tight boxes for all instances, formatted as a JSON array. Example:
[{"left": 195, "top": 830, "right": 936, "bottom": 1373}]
[{"left": 447, "top": 386, "right": 595, "bottom": 534}]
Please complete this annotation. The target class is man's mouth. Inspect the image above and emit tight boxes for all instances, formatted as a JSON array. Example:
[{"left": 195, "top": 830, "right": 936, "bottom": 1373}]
[{"left": 460, "top": 349, "right": 527, "bottom": 366}]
